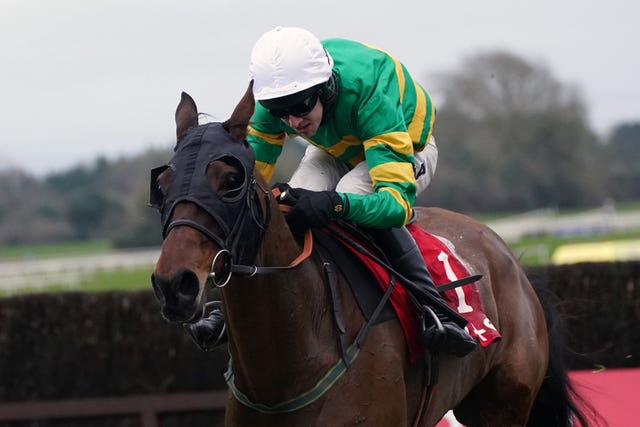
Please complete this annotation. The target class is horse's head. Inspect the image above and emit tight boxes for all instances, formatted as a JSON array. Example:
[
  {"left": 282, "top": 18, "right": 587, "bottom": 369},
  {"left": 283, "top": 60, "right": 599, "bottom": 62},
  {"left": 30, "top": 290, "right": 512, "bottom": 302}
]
[{"left": 150, "top": 91, "right": 267, "bottom": 324}]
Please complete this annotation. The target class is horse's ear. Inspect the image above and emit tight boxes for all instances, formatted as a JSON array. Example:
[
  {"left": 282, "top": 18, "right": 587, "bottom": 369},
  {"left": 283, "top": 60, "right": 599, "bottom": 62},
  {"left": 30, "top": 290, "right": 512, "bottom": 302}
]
[
  {"left": 224, "top": 80, "right": 255, "bottom": 142},
  {"left": 175, "top": 92, "right": 199, "bottom": 141}
]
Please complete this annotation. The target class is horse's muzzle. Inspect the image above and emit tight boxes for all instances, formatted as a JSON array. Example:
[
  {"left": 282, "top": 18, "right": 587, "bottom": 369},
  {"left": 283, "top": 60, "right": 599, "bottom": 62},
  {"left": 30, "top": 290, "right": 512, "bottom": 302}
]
[{"left": 151, "top": 268, "right": 203, "bottom": 323}]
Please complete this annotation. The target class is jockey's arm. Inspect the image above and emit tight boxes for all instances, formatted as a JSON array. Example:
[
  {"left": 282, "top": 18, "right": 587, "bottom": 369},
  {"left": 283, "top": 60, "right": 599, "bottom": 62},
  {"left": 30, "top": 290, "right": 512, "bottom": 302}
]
[{"left": 338, "top": 130, "right": 417, "bottom": 229}]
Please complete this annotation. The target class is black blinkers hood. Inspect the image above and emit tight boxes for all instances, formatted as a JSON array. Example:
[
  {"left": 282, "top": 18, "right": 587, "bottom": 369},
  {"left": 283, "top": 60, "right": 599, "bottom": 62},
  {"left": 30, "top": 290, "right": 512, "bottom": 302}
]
[{"left": 150, "top": 122, "right": 265, "bottom": 263}]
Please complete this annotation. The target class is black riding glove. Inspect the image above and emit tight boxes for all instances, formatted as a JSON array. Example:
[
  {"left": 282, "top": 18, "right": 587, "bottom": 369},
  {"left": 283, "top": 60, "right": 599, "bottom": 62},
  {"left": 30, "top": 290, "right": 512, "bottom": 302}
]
[{"left": 274, "top": 184, "right": 348, "bottom": 233}]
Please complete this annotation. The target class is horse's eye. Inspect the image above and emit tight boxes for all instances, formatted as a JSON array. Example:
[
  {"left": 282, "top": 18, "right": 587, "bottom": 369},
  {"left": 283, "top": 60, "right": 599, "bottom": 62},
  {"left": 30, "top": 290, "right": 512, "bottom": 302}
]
[
  {"left": 224, "top": 173, "right": 240, "bottom": 190},
  {"left": 207, "top": 156, "right": 245, "bottom": 200},
  {"left": 220, "top": 172, "right": 243, "bottom": 199}
]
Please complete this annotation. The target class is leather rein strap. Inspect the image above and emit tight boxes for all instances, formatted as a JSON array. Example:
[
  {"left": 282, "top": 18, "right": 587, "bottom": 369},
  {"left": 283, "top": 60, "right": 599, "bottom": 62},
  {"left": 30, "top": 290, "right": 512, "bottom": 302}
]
[
  {"left": 229, "top": 192, "right": 313, "bottom": 276},
  {"left": 230, "top": 229, "right": 312, "bottom": 276}
]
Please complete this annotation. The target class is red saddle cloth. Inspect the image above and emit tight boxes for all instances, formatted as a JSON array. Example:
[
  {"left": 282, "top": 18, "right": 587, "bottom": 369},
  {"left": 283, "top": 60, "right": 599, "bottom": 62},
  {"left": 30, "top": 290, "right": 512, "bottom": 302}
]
[{"left": 334, "top": 223, "right": 501, "bottom": 363}]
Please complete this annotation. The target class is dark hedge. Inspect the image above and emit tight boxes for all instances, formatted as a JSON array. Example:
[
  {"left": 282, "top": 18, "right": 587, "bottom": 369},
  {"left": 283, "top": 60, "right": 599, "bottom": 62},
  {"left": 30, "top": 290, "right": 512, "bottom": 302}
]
[
  {"left": 0, "top": 290, "right": 228, "bottom": 402},
  {"left": 526, "top": 261, "right": 640, "bottom": 370},
  {"left": 0, "top": 261, "right": 638, "bottom": 420}
]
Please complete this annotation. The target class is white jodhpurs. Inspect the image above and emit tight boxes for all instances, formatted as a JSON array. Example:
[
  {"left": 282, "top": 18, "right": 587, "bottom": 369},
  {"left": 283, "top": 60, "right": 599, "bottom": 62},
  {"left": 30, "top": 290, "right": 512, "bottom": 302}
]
[{"left": 288, "top": 136, "right": 438, "bottom": 197}]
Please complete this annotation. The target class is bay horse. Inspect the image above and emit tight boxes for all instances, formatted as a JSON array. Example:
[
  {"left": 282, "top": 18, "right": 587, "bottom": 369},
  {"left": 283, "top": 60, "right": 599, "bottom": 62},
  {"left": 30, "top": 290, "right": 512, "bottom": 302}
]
[{"left": 150, "top": 89, "right": 594, "bottom": 426}]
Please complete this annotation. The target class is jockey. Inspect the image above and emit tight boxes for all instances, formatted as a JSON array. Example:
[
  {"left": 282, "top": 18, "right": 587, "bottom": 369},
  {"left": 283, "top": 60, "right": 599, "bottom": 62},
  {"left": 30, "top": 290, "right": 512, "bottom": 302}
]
[{"left": 189, "top": 26, "right": 477, "bottom": 357}]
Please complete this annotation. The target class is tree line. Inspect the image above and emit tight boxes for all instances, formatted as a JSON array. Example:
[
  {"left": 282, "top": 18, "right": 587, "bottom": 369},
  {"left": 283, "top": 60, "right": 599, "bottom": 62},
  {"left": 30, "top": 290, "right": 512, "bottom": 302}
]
[{"left": 0, "top": 51, "right": 638, "bottom": 247}]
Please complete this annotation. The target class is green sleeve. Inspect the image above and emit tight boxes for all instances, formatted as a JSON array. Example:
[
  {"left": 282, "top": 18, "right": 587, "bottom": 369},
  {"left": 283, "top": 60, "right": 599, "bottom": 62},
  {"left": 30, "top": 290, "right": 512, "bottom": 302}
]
[{"left": 246, "top": 104, "right": 287, "bottom": 181}]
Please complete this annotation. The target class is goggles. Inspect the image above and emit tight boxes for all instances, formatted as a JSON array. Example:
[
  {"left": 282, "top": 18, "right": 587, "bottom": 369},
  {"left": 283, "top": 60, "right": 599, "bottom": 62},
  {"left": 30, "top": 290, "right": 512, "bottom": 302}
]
[{"left": 259, "top": 85, "right": 320, "bottom": 118}]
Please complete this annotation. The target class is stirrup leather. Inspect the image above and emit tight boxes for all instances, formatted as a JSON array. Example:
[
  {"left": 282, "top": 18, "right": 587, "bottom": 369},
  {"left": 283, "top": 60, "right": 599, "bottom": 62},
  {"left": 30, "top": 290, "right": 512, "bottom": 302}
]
[{"left": 420, "top": 305, "right": 446, "bottom": 350}]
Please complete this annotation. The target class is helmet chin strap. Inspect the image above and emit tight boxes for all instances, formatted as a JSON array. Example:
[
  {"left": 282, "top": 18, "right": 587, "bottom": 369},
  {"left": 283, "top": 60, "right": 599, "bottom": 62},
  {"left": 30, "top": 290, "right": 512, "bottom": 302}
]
[{"left": 320, "top": 72, "right": 339, "bottom": 122}]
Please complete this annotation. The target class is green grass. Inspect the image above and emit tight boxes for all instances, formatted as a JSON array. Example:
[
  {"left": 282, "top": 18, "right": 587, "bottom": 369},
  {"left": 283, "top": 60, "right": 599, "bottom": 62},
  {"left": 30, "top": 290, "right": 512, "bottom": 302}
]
[
  {"left": 0, "top": 233, "right": 634, "bottom": 296},
  {"left": 474, "top": 201, "right": 640, "bottom": 222},
  {"left": 2, "top": 203, "right": 639, "bottom": 294},
  {"left": 0, "top": 240, "right": 112, "bottom": 261},
  {"left": 0, "top": 266, "right": 153, "bottom": 297},
  {"left": 510, "top": 230, "right": 640, "bottom": 266}
]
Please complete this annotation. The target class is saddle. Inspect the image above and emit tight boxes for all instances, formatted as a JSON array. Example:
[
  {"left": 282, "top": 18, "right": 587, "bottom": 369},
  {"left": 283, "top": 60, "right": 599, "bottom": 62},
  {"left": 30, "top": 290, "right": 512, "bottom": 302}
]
[
  {"left": 313, "top": 225, "right": 396, "bottom": 324},
  {"left": 313, "top": 222, "right": 501, "bottom": 363}
]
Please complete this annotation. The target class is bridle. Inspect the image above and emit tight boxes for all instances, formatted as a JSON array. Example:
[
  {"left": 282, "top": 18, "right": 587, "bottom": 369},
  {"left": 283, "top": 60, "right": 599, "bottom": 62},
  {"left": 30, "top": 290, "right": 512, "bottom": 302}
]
[
  {"left": 152, "top": 122, "right": 315, "bottom": 288},
  {"left": 163, "top": 175, "right": 271, "bottom": 286},
  {"left": 164, "top": 180, "right": 314, "bottom": 288}
]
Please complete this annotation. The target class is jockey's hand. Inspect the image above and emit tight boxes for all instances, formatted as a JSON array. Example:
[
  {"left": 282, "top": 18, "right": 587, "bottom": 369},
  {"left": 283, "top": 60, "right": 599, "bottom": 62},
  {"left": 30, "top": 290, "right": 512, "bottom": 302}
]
[
  {"left": 272, "top": 182, "right": 294, "bottom": 203},
  {"left": 274, "top": 186, "right": 347, "bottom": 233}
]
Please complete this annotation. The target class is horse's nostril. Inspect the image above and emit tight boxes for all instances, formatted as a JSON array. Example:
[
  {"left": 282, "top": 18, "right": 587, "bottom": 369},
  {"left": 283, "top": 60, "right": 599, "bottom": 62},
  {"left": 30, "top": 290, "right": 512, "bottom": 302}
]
[
  {"left": 151, "top": 269, "right": 203, "bottom": 323},
  {"left": 151, "top": 269, "right": 199, "bottom": 307},
  {"left": 151, "top": 269, "right": 200, "bottom": 304},
  {"left": 175, "top": 269, "right": 200, "bottom": 300}
]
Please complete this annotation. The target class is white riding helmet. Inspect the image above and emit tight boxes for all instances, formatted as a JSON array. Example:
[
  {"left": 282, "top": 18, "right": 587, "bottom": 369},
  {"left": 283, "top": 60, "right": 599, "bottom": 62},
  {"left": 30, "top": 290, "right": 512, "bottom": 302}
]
[{"left": 250, "top": 26, "right": 334, "bottom": 101}]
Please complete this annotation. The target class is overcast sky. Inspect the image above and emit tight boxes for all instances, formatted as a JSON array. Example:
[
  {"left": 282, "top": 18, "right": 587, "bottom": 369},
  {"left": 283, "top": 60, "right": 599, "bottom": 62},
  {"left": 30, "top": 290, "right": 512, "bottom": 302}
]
[{"left": 2, "top": 0, "right": 638, "bottom": 176}]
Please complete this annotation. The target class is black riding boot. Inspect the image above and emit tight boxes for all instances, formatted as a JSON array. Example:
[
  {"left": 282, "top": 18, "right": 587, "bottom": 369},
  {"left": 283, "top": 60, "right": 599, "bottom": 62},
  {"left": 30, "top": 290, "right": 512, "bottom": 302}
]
[
  {"left": 185, "top": 302, "right": 227, "bottom": 352},
  {"left": 368, "top": 226, "right": 477, "bottom": 357}
]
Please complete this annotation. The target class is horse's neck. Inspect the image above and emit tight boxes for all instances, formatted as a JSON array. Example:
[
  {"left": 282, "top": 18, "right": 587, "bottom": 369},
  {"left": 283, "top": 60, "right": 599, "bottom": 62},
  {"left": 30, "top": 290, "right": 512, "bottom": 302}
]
[{"left": 222, "top": 213, "right": 337, "bottom": 398}]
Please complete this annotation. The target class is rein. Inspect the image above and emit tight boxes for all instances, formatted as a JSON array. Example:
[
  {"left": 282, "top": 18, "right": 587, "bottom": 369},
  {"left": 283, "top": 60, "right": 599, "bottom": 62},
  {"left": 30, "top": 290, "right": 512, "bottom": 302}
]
[
  {"left": 207, "top": 200, "right": 314, "bottom": 287},
  {"left": 165, "top": 181, "right": 315, "bottom": 287},
  {"left": 228, "top": 229, "right": 313, "bottom": 277},
  {"left": 229, "top": 193, "right": 313, "bottom": 276}
]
